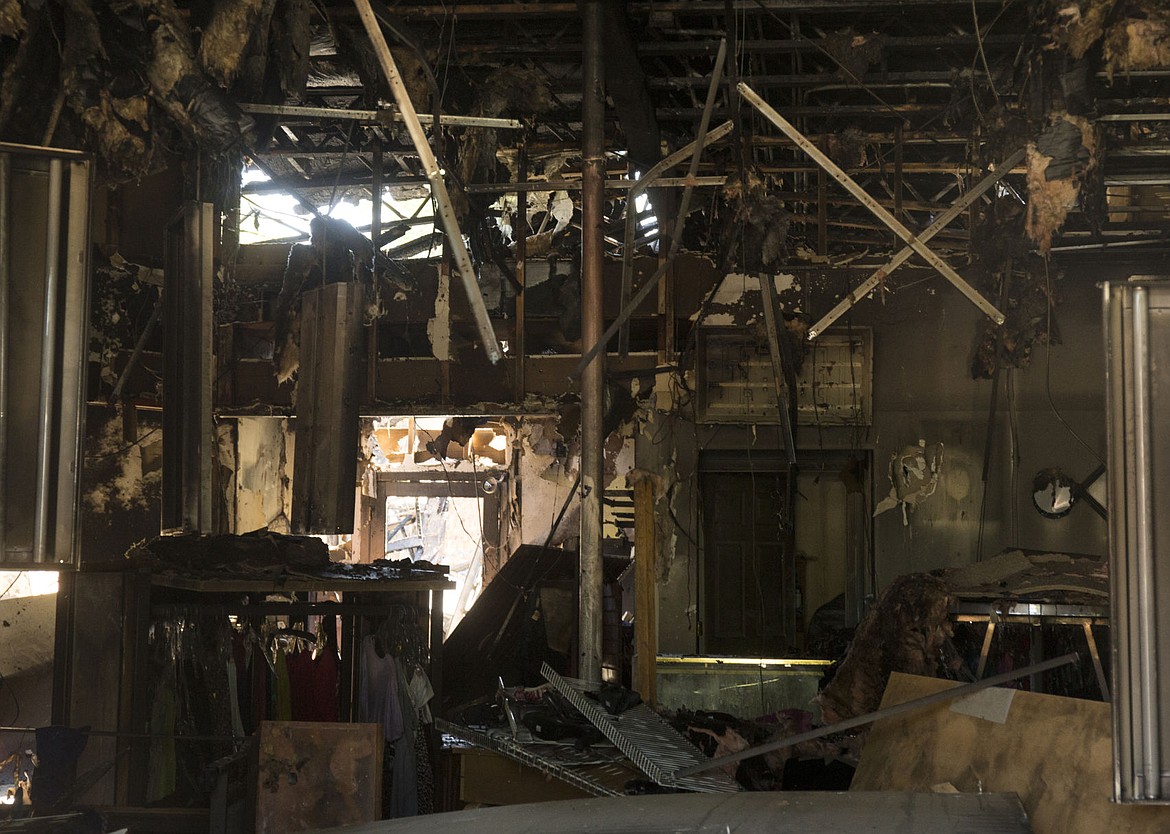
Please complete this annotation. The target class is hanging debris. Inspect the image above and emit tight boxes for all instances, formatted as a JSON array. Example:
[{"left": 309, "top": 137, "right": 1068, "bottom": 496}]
[
  {"left": 822, "top": 28, "right": 886, "bottom": 79},
  {"left": 970, "top": 262, "right": 1056, "bottom": 379},
  {"left": 1025, "top": 112, "right": 1097, "bottom": 254},
  {"left": 0, "top": 0, "right": 24, "bottom": 40},
  {"left": 1103, "top": 5, "right": 1170, "bottom": 78},
  {"left": 270, "top": 0, "right": 312, "bottom": 100},
  {"left": 721, "top": 169, "right": 791, "bottom": 273},
  {"left": 60, "top": 0, "right": 156, "bottom": 179},
  {"left": 1048, "top": 0, "right": 1120, "bottom": 58},
  {"left": 125, "top": 0, "right": 255, "bottom": 153},
  {"left": 455, "top": 67, "right": 555, "bottom": 216},
  {"left": 816, "top": 573, "right": 954, "bottom": 724},
  {"left": 197, "top": 0, "right": 266, "bottom": 88}
]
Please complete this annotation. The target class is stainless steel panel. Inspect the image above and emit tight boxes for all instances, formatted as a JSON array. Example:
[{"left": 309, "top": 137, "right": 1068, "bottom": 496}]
[
  {"left": 0, "top": 145, "right": 91, "bottom": 567},
  {"left": 1104, "top": 278, "right": 1170, "bottom": 802}
]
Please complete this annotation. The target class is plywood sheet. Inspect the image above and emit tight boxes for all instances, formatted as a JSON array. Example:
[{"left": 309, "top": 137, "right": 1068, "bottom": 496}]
[
  {"left": 256, "top": 721, "right": 381, "bottom": 833},
  {"left": 851, "top": 673, "right": 1170, "bottom": 834}
]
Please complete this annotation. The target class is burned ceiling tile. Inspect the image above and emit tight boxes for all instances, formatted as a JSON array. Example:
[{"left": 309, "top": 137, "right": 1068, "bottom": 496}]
[
  {"left": 1047, "top": 0, "right": 1121, "bottom": 59},
  {"left": 122, "top": 0, "right": 255, "bottom": 154},
  {"left": 822, "top": 28, "right": 886, "bottom": 80},
  {"left": 1103, "top": 5, "right": 1170, "bottom": 79},
  {"left": 1025, "top": 112, "right": 1098, "bottom": 254},
  {"left": 0, "top": 0, "right": 24, "bottom": 40},
  {"left": 197, "top": 0, "right": 267, "bottom": 88}
]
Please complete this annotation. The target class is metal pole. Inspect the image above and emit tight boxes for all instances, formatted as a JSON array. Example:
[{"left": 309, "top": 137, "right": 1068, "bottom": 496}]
[
  {"left": 579, "top": 0, "right": 605, "bottom": 683},
  {"left": 33, "top": 159, "right": 63, "bottom": 563},
  {"left": 737, "top": 82, "right": 1005, "bottom": 327},
  {"left": 514, "top": 145, "right": 528, "bottom": 401},
  {"left": 806, "top": 148, "right": 1024, "bottom": 339},
  {"left": 0, "top": 153, "right": 9, "bottom": 562},
  {"left": 351, "top": 0, "right": 503, "bottom": 364},
  {"left": 1132, "top": 286, "right": 1161, "bottom": 799},
  {"left": 369, "top": 138, "right": 383, "bottom": 403},
  {"left": 110, "top": 296, "right": 163, "bottom": 403},
  {"left": 1104, "top": 281, "right": 1131, "bottom": 801},
  {"left": 672, "top": 652, "right": 1079, "bottom": 778}
]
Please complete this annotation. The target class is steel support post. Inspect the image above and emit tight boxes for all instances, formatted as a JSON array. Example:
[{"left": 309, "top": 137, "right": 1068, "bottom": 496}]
[
  {"left": 579, "top": 0, "right": 606, "bottom": 682},
  {"left": 0, "top": 153, "right": 9, "bottom": 561},
  {"left": 32, "top": 160, "right": 63, "bottom": 562}
]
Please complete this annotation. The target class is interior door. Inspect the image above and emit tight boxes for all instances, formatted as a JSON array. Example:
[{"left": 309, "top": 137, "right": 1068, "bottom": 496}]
[{"left": 702, "top": 470, "right": 793, "bottom": 655}]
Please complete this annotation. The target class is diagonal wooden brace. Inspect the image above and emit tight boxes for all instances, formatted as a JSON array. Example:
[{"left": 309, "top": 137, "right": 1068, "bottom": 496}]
[
  {"left": 738, "top": 82, "right": 1006, "bottom": 329},
  {"left": 807, "top": 148, "right": 1024, "bottom": 339}
]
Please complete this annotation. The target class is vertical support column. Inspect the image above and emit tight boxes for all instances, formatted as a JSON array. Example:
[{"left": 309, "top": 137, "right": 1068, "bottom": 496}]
[
  {"left": 163, "top": 202, "right": 216, "bottom": 533},
  {"left": 0, "top": 153, "right": 9, "bottom": 560},
  {"left": 369, "top": 139, "right": 382, "bottom": 404},
  {"left": 633, "top": 476, "right": 658, "bottom": 704},
  {"left": 291, "top": 283, "right": 365, "bottom": 534},
  {"left": 56, "top": 161, "right": 91, "bottom": 561},
  {"left": 32, "top": 160, "right": 63, "bottom": 562},
  {"left": 817, "top": 169, "right": 828, "bottom": 257},
  {"left": 1131, "top": 286, "right": 1160, "bottom": 798},
  {"left": 893, "top": 123, "right": 904, "bottom": 222},
  {"left": 430, "top": 587, "right": 444, "bottom": 713},
  {"left": 578, "top": 0, "right": 606, "bottom": 683},
  {"left": 1105, "top": 278, "right": 1170, "bottom": 803},
  {"left": 513, "top": 147, "right": 527, "bottom": 401}
]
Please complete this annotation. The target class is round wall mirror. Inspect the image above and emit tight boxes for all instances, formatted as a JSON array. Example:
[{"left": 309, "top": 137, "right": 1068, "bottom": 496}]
[{"left": 1032, "top": 468, "right": 1077, "bottom": 519}]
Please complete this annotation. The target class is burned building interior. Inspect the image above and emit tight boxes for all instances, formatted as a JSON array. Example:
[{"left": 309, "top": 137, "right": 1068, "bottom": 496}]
[{"left": 2, "top": 0, "right": 1170, "bottom": 830}]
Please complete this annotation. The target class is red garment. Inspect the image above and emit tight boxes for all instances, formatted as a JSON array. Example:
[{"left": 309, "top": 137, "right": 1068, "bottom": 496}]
[{"left": 286, "top": 647, "right": 340, "bottom": 722}]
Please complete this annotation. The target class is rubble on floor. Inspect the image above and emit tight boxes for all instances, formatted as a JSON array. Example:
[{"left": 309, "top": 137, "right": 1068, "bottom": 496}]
[{"left": 816, "top": 573, "right": 954, "bottom": 724}]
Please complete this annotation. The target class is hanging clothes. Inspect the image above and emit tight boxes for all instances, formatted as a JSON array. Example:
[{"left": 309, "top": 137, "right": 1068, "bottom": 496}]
[
  {"left": 225, "top": 659, "right": 245, "bottom": 739},
  {"left": 387, "top": 659, "right": 418, "bottom": 818},
  {"left": 145, "top": 673, "right": 177, "bottom": 803},
  {"left": 287, "top": 647, "right": 340, "bottom": 722},
  {"left": 358, "top": 635, "right": 404, "bottom": 742},
  {"left": 273, "top": 649, "right": 293, "bottom": 722}
]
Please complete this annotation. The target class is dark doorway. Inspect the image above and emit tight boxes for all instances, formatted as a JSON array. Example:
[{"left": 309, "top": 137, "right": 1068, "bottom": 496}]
[{"left": 701, "top": 470, "right": 794, "bottom": 655}]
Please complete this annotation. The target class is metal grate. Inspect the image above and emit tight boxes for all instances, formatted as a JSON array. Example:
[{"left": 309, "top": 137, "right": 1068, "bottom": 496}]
[
  {"left": 541, "top": 663, "right": 741, "bottom": 793},
  {"left": 435, "top": 718, "right": 629, "bottom": 797}
]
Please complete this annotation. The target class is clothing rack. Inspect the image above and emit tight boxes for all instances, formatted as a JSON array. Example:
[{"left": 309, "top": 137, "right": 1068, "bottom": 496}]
[{"left": 54, "top": 567, "right": 455, "bottom": 810}]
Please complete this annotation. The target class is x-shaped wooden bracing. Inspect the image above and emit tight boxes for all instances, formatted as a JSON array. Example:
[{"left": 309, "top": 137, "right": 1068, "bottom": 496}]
[{"left": 739, "top": 82, "right": 1020, "bottom": 340}]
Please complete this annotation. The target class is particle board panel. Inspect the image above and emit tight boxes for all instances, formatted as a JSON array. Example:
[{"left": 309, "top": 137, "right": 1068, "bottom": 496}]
[
  {"left": 256, "top": 721, "right": 382, "bottom": 833},
  {"left": 851, "top": 673, "right": 1170, "bottom": 834}
]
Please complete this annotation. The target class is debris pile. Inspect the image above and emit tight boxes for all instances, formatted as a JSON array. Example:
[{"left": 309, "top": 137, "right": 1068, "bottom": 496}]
[{"left": 816, "top": 573, "right": 954, "bottom": 724}]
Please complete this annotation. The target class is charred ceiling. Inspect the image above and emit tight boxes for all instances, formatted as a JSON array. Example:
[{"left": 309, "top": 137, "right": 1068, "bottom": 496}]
[{"left": 2, "top": 0, "right": 1169, "bottom": 392}]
